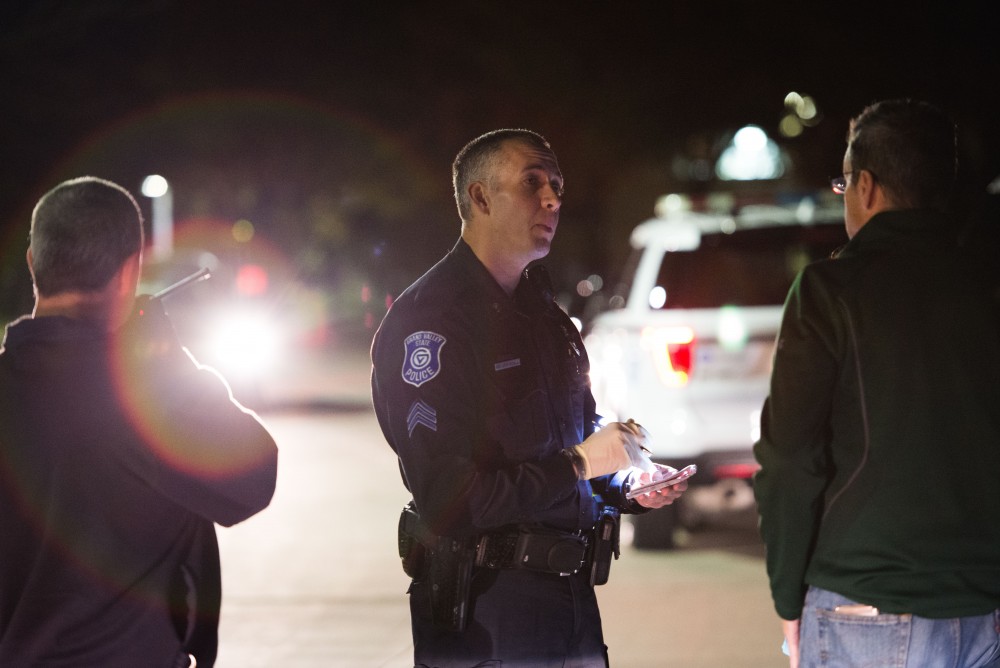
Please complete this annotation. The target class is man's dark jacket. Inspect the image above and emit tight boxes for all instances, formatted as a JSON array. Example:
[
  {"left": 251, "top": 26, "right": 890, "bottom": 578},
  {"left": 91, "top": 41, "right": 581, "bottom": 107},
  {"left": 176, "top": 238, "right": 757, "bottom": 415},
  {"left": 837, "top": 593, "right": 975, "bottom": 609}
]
[
  {"left": 0, "top": 313, "right": 278, "bottom": 667},
  {"left": 754, "top": 209, "right": 1000, "bottom": 620}
]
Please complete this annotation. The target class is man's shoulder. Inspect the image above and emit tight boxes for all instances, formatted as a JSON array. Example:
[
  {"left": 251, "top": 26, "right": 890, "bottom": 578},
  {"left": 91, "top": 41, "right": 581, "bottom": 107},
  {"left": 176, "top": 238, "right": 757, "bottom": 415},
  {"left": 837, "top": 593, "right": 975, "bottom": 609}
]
[
  {"left": 404, "top": 256, "right": 464, "bottom": 306},
  {"left": 384, "top": 251, "right": 482, "bottom": 327},
  {"left": 373, "top": 250, "right": 493, "bottom": 368}
]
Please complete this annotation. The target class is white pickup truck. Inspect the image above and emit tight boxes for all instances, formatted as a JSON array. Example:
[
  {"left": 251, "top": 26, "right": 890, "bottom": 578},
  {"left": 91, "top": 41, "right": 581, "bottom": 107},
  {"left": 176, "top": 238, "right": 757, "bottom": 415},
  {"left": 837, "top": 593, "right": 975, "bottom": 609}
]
[{"left": 584, "top": 193, "right": 846, "bottom": 548}]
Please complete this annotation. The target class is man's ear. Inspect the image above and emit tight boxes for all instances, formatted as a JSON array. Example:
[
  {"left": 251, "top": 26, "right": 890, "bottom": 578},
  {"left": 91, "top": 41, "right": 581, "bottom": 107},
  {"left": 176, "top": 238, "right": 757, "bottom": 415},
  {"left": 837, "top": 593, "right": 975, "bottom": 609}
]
[
  {"left": 469, "top": 182, "right": 490, "bottom": 215},
  {"left": 116, "top": 252, "right": 142, "bottom": 297},
  {"left": 856, "top": 169, "right": 881, "bottom": 213},
  {"left": 26, "top": 248, "right": 34, "bottom": 276}
]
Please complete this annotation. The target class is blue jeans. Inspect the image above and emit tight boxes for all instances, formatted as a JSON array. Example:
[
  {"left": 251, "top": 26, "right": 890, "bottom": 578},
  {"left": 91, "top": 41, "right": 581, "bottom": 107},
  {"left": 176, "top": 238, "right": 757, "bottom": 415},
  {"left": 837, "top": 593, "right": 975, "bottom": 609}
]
[{"left": 800, "top": 586, "right": 1000, "bottom": 667}]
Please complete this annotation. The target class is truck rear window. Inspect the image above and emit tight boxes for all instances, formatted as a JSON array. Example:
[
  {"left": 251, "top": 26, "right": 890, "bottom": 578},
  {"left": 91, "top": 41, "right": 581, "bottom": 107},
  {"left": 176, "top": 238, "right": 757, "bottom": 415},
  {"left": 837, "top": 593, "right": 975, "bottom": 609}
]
[{"left": 653, "top": 223, "right": 846, "bottom": 309}]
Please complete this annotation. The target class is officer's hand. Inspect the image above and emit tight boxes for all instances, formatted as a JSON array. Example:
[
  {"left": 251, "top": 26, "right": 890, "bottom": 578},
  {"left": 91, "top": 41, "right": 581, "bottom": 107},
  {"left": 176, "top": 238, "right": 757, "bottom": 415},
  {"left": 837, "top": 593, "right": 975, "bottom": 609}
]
[
  {"left": 573, "top": 422, "right": 643, "bottom": 479},
  {"left": 631, "top": 464, "right": 687, "bottom": 509},
  {"left": 620, "top": 419, "right": 656, "bottom": 473}
]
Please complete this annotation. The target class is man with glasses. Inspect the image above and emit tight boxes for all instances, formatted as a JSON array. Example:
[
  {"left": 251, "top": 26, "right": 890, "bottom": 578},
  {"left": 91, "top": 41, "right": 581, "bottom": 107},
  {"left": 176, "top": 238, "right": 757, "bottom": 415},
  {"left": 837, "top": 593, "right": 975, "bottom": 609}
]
[{"left": 754, "top": 100, "right": 1000, "bottom": 667}]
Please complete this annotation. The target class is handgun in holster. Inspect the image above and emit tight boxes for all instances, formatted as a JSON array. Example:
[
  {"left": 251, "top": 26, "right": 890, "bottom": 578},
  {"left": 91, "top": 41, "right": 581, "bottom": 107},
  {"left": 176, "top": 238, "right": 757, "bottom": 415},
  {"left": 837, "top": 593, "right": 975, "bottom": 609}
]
[
  {"left": 588, "top": 506, "right": 621, "bottom": 586},
  {"left": 397, "top": 500, "right": 475, "bottom": 633},
  {"left": 426, "top": 534, "right": 475, "bottom": 633}
]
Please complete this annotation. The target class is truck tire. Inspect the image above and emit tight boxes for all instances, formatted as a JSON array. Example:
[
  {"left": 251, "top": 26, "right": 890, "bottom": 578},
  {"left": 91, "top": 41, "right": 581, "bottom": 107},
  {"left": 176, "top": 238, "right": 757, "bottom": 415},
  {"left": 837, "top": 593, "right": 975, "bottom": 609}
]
[{"left": 630, "top": 503, "right": 679, "bottom": 550}]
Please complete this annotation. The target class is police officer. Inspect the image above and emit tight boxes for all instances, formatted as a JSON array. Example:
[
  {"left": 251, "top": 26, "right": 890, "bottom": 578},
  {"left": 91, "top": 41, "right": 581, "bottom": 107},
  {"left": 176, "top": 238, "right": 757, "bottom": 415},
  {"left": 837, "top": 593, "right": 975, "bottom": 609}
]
[{"left": 371, "top": 129, "right": 685, "bottom": 667}]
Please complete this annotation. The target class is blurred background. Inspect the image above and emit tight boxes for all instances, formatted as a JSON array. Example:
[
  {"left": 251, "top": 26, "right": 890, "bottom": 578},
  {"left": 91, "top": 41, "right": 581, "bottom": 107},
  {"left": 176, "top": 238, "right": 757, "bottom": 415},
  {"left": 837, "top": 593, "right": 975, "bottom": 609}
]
[
  {"left": 2, "top": 1, "right": 998, "bottom": 337},
  {"left": 3, "top": 4, "right": 999, "bottom": 664}
]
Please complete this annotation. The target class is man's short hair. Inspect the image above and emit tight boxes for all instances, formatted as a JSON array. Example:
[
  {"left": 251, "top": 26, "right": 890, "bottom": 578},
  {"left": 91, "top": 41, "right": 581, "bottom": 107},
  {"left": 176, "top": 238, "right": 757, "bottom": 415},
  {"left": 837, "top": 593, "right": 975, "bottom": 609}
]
[
  {"left": 452, "top": 129, "right": 553, "bottom": 221},
  {"left": 847, "top": 99, "right": 957, "bottom": 212},
  {"left": 29, "top": 176, "right": 144, "bottom": 296}
]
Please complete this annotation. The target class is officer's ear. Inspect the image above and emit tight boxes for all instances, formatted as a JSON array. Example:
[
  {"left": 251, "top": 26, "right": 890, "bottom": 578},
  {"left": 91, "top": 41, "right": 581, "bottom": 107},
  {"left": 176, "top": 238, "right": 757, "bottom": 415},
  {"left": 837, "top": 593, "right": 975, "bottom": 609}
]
[{"left": 469, "top": 181, "right": 490, "bottom": 216}]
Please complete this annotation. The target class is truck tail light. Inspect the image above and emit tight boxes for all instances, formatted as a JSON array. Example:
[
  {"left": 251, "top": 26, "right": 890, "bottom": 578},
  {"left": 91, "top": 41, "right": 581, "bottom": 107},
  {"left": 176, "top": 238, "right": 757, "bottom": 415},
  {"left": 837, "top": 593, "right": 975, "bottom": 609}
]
[
  {"left": 713, "top": 463, "right": 760, "bottom": 479},
  {"left": 641, "top": 326, "right": 695, "bottom": 387}
]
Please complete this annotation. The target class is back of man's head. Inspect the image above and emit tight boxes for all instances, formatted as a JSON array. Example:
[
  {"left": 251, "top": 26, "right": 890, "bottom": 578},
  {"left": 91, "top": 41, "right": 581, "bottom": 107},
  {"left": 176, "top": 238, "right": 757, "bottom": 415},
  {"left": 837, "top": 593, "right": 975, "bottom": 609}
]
[
  {"left": 30, "top": 177, "right": 144, "bottom": 297},
  {"left": 847, "top": 99, "right": 957, "bottom": 212},
  {"left": 452, "top": 129, "right": 553, "bottom": 222}
]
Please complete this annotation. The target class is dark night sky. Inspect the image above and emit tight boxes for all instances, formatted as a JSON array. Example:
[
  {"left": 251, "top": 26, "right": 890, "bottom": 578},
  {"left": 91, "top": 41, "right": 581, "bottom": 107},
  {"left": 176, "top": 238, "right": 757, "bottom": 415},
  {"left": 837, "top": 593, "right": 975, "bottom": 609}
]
[{"left": 2, "top": 1, "right": 998, "bottom": 318}]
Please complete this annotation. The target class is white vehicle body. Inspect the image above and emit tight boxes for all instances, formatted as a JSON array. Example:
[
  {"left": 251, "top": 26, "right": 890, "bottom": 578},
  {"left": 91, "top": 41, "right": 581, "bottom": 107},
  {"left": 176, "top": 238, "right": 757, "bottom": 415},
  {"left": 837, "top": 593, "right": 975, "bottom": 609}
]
[{"left": 584, "top": 195, "right": 846, "bottom": 545}]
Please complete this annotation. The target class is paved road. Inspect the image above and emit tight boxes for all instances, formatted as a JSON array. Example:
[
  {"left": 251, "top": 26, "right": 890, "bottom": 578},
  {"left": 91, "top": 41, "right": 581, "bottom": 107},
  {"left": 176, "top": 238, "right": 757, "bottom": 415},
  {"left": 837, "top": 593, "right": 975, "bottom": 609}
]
[{"left": 213, "top": 345, "right": 785, "bottom": 667}]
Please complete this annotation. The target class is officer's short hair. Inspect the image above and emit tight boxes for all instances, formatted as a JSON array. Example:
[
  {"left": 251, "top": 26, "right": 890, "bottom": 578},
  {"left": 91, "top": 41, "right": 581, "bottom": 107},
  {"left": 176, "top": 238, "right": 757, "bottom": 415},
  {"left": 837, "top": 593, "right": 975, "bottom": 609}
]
[
  {"left": 452, "top": 129, "right": 553, "bottom": 222},
  {"left": 847, "top": 99, "right": 957, "bottom": 212},
  {"left": 29, "top": 176, "right": 144, "bottom": 297}
]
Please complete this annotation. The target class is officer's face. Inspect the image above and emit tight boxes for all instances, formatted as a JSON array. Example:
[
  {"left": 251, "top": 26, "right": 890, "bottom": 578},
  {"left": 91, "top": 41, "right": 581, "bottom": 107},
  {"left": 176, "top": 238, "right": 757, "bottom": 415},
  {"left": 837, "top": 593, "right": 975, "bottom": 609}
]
[{"left": 486, "top": 140, "right": 563, "bottom": 264}]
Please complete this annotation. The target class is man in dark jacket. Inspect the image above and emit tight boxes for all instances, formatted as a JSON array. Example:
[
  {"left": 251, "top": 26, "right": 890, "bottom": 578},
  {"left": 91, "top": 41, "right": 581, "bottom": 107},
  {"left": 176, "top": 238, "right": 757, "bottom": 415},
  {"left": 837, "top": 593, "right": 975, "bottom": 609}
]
[
  {"left": 372, "top": 129, "right": 686, "bottom": 667},
  {"left": 0, "top": 177, "right": 278, "bottom": 667},
  {"left": 754, "top": 100, "right": 1000, "bottom": 667}
]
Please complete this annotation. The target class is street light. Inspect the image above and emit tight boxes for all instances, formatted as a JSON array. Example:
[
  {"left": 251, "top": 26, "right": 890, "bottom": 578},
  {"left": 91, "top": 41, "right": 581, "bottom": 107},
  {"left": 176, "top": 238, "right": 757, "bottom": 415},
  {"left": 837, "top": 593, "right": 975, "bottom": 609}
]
[
  {"left": 715, "top": 125, "right": 786, "bottom": 181},
  {"left": 141, "top": 174, "right": 173, "bottom": 262}
]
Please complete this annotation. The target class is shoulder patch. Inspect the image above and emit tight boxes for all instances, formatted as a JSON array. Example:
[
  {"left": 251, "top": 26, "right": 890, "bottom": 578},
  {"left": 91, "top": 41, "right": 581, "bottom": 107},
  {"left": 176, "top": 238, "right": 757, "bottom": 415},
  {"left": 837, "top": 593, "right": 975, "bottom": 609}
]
[{"left": 402, "top": 331, "right": 446, "bottom": 387}]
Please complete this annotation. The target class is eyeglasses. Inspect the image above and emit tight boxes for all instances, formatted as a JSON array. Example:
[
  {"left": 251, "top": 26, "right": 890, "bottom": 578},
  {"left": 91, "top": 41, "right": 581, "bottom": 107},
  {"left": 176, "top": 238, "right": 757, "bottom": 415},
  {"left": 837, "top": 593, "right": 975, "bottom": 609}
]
[
  {"left": 830, "top": 172, "right": 853, "bottom": 195},
  {"left": 831, "top": 170, "right": 877, "bottom": 195}
]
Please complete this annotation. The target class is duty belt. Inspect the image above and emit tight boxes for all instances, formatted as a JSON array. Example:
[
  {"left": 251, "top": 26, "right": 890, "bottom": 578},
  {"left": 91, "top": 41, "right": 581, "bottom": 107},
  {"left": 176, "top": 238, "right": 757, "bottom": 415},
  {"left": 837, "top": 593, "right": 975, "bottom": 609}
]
[
  {"left": 475, "top": 526, "right": 590, "bottom": 575},
  {"left": 397, "top": 501, "right": 620, "bottom": 587}
]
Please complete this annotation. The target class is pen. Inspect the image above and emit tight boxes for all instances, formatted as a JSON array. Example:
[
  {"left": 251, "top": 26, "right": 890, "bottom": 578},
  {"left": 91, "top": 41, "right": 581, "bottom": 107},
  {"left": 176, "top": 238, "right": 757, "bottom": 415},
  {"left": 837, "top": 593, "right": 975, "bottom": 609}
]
[{"left": 623, "top": 419, "right": 653, "bottom": 454}]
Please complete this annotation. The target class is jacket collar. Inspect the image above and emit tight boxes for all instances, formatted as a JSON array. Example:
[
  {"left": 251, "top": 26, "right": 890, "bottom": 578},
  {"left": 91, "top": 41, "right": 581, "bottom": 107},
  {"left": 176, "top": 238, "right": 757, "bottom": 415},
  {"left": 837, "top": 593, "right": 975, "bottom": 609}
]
[
  {"left": 2, "top": 315, "right": 106, "bottom": 352},
  {"left": 449, "top": 238, "right": 518, "bottom": 303},
  {"left": 448, "top": 239, "right": 552, "bottom": 315},
  {"left": 838, "top": 209, "right": 956, "bottom": 258}
]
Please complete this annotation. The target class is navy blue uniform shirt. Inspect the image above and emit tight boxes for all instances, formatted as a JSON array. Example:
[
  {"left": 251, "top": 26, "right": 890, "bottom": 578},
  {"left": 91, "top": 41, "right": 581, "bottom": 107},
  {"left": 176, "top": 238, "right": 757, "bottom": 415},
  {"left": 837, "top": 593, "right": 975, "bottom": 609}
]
[{"left": 372, "top": 239, "right": 636, "bottom": 539}]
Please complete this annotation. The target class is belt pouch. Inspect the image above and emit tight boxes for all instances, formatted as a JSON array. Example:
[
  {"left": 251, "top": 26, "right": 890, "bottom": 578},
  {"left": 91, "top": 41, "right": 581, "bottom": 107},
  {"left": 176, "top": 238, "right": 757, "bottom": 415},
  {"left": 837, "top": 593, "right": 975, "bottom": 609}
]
[
  {"left": 513, "top": 529, "right": 587, "bottom": 574},
  {"left": 397, "top": 501, "right": 427, "bottom": 579}
]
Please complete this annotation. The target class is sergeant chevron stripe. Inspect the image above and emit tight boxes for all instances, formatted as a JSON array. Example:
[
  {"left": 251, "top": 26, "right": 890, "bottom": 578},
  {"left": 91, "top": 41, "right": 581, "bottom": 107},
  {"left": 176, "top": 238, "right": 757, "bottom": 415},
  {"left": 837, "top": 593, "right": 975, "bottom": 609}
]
[{"left": 407, "top": 400, "right": 437, "bottom": 437}]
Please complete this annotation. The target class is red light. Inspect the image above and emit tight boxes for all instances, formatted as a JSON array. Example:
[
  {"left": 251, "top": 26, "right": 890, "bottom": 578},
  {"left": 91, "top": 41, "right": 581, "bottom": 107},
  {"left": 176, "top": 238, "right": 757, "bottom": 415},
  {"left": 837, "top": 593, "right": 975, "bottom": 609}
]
[
  {"left": 235, "top": 264, "right": 268, "bottom": 296},
  {"left": 667, "top": 340, "right": 693, "bottom": 376},
  {"left": 713, "top": 463, "right": 760, "bottom": 479},
  {"left": 642, "top": 326, "right": 695, "bottom": 387}
]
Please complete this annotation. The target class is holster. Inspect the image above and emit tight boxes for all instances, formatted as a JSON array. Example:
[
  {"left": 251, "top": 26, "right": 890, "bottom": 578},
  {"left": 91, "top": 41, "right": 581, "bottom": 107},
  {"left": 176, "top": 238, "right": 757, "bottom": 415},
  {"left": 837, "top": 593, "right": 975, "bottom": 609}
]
[
  {"left": 587, "top": 506, "right": 621, "bottom": 586},
  {"left": 397, "top": 501, "right": 475, "bottom": 633},
  {"left": 427, "top": 535, "right": 475, "bottom": 633}
]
